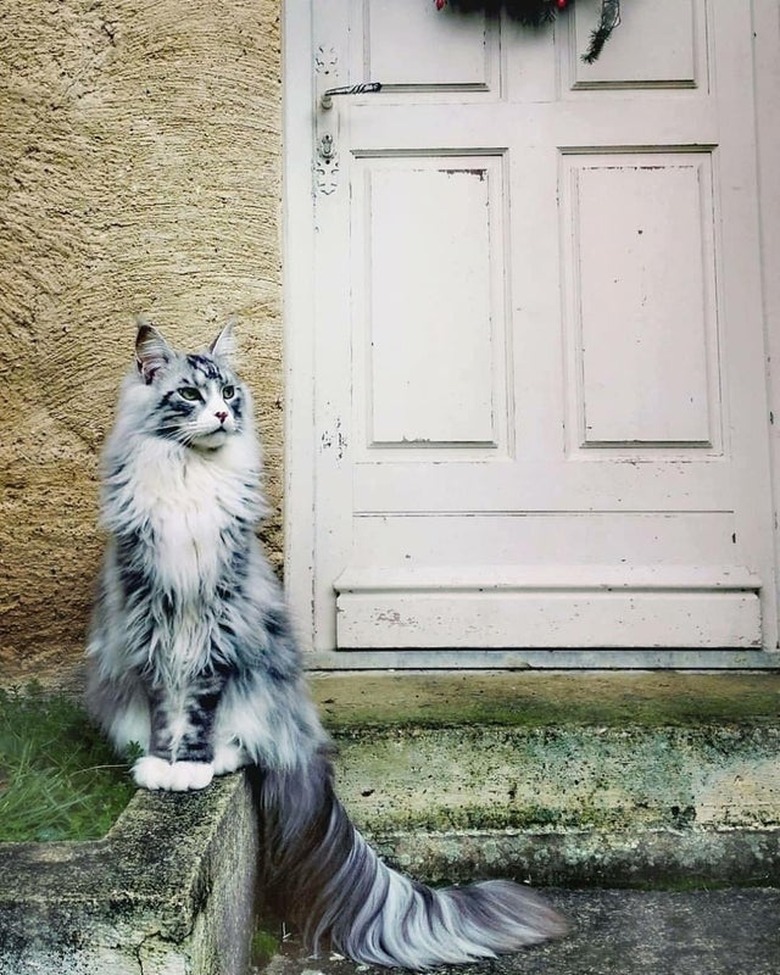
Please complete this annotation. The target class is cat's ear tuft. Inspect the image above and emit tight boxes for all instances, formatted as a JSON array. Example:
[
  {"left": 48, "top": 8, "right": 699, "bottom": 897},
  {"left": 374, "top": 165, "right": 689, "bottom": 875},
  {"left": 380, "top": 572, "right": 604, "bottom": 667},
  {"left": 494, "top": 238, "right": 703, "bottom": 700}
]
[
  {"left": 209, "top": 320, "right": 238, "bottom": 364},
  {"left": 135, "top": 320, "right": 172, "bottom": 384}
]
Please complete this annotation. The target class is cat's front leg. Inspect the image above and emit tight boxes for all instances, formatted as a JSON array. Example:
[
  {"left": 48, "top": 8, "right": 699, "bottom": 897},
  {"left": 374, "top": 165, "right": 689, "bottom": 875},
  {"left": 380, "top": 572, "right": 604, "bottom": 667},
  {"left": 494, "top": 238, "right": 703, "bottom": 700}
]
[{"left": 133, "top": 674, "right": 224, "bottom": 792}]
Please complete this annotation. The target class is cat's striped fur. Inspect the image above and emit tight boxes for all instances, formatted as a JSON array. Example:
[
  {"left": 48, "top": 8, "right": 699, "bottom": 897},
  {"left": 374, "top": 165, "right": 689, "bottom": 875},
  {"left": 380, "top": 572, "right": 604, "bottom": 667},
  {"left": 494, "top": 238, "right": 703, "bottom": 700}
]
[{"left": 86, "top": 323, "right": 566, "bottom": 968}]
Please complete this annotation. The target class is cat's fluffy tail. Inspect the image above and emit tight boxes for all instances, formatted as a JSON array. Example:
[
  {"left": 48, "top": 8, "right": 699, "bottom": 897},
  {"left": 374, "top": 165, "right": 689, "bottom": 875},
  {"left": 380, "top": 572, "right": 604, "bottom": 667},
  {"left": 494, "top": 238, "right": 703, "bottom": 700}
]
[{"left": 259, "top": 752, "right": 567, "bottom": 969}]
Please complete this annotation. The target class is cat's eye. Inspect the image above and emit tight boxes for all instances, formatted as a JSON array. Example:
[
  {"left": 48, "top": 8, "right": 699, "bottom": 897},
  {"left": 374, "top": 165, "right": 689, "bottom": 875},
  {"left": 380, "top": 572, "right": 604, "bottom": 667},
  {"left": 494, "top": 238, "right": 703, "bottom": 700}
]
[
  {"left": 222, "top": 385, "right": 236, "bottom": 400},
  {"left": 178, "top": 387, "right": 201, "bottom": 402}
]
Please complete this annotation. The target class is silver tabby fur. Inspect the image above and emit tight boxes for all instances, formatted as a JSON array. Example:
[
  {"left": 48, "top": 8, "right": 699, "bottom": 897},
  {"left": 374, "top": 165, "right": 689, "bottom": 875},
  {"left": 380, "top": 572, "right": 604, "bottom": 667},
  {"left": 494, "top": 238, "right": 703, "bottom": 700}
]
[{"left": 86, "top": 324, "right": 566, "bottom": 968}]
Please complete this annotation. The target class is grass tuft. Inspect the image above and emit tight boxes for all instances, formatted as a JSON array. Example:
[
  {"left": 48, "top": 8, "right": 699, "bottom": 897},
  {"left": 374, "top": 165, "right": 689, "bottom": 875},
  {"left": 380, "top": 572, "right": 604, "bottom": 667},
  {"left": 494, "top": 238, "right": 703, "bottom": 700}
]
[{"left": 0, "top": 683, "right": 136, "bottom": 842}]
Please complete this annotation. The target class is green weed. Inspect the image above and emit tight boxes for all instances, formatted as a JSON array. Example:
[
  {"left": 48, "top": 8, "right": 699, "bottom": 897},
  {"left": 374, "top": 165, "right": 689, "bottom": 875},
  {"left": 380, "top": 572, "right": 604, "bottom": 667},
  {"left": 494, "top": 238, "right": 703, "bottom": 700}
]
[{"left": 0, "top": 683, "right": 136, "bottom": 842}]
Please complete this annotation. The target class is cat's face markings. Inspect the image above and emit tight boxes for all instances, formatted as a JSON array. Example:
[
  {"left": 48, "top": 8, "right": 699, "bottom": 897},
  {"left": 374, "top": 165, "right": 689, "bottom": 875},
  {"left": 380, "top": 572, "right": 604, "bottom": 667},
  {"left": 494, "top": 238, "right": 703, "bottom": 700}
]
[
  {"left": 160, "top": 370, "right": 242, "bottom": 448},
  {"left": 186, "top": 353, "right": 222, "bottom": 383},
  {"left": 181, "top": 356, "right": 241, "bottom": 431},
  {"left": 133, "top": 322, "right": 246, "bottom": 450}
]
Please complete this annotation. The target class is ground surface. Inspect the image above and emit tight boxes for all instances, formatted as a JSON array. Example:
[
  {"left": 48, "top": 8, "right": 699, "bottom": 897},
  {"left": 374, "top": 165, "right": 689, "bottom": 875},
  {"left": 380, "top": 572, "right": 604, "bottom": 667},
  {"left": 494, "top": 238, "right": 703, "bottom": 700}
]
[{"left": 261, "top": 888, "right": 780, "bottom": 975}]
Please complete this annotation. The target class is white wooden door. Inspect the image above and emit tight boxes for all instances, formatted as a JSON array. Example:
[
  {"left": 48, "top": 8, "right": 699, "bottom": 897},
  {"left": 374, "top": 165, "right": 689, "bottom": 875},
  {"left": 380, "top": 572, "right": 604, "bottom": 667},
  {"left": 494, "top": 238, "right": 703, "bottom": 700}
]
[{"left": 285, "top": 0, "right": 778, "bottom": 665}]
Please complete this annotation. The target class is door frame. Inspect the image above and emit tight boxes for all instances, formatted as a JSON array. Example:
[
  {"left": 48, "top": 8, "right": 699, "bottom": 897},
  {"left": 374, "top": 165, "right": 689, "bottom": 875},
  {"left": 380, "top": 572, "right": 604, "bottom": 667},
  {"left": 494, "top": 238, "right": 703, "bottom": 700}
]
[
  {"left": 282, "top": 0, "right": 780, "bottom": 668},
  {"left": 282, "top": 0, "right": 318, "bottom": 655},
  {"left": 756, "top": 0, "right": 780, "bottom": 658}
]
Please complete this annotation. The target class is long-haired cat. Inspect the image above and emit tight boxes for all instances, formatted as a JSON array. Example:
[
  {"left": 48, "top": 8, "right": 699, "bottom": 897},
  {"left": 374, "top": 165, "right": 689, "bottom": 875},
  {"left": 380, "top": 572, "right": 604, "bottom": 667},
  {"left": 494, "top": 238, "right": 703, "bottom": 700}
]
[{"left": 86, "top": 323, "right": 566, "bottom": 968}]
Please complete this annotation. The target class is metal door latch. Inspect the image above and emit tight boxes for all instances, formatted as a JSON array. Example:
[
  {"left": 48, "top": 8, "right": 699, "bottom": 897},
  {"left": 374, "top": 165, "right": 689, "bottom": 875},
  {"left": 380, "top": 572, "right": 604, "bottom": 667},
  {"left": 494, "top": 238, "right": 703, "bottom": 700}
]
[
  {"left": 315, "top": 133, "right": 339, "bottom": 196},
  {"left": 313, "top": 44, "right": 382, "bottom": 196},
  {"left": 318, "top": 133, "right": 335, "bottom": 161},
  {"left": 320, "top": 82, "right": 383, "bottom": 110}
]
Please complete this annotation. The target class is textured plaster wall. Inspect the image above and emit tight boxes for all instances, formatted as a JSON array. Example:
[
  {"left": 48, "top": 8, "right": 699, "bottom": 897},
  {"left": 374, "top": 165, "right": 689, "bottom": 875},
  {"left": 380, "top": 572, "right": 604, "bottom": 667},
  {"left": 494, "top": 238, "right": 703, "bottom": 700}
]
[{"left": 0, "top": 0, "right": 283, "bottom": 684}]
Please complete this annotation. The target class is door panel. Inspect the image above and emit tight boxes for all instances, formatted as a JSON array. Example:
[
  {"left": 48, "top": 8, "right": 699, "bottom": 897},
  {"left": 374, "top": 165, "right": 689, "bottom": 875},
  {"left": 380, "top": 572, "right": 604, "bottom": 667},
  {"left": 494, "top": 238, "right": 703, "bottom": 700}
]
[
  {"left": 360, "top": 157, "right": 507, "bottom": 448},
  {"left": 563, "top": 150, "right": 721, "bottom": 448},
  {"left": 294, "top": 0, "right": 776, "bottom": 658},
  {"left": 568, "top": 0, "right": 702, "bottom": 89},
  {"left": 365, "top": 1, "right": 496, "bottom": 89}
]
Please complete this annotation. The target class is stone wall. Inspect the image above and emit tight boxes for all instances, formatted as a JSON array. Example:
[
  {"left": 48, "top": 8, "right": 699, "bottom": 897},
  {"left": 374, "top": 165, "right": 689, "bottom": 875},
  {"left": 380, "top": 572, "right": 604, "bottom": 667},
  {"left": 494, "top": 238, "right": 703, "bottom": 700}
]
[{"left": 0, "top": 0, "right": 283, "bottom": 685}]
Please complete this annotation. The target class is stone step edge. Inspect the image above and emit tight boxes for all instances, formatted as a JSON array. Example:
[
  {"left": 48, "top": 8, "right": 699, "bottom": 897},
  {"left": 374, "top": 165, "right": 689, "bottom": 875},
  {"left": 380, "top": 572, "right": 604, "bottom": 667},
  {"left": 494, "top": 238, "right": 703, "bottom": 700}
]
[{"left": 367, "top": 825, "right": 780, "bottom": 888}]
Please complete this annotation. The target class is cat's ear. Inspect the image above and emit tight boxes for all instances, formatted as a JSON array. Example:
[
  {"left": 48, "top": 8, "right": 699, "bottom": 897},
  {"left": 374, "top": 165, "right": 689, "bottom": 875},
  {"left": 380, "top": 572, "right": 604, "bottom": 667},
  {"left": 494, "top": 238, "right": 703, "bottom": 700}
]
[
  {"left": 135, "top": 320, "right": 172, "bottom": 384},
  {"left": 209, "top": 320, "right": 238, "bottom": 364}
]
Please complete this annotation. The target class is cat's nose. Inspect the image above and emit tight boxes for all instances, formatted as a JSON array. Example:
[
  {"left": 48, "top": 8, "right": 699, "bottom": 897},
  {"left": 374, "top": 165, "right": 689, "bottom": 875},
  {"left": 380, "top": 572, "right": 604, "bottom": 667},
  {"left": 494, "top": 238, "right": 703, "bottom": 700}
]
[{"left": 215, "top": 411, "right": 228, "bottom": 424}]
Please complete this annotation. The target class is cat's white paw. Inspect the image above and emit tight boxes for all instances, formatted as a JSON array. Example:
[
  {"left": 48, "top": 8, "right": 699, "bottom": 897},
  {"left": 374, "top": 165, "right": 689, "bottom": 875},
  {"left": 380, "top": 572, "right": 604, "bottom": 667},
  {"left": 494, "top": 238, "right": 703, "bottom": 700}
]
[
  {"left": 133, "top": 755, "right": 173, "bottom": 790},
  {"left": 132, "top": 756, "right": 214, "bottom": 791},
  {"left": 212, "top": 743, "right": 248, "bottom": 776},
  {"left": 167, "top": 761, "right": 214, "bottom": 791}
]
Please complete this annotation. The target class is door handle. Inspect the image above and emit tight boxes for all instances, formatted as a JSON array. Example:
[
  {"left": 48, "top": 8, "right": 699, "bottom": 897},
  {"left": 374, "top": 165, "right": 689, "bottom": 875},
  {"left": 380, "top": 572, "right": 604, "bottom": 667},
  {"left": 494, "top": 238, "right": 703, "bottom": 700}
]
[
  {"left": 320, "top": 82, "right": 383, "bottom": 110},
  {"left": 314, "top": 75, "right": 382, "bottom": 196},
  {"left": 313, "top": 43, "right": 382, "bottom": 195}
]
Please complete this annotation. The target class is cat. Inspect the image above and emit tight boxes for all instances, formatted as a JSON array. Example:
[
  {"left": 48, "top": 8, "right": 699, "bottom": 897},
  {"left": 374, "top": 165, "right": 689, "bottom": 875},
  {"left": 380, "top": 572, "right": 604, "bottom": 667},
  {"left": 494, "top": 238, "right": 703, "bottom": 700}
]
[{"left": 86, "top": 322, "right": 566, "bottom": 968}]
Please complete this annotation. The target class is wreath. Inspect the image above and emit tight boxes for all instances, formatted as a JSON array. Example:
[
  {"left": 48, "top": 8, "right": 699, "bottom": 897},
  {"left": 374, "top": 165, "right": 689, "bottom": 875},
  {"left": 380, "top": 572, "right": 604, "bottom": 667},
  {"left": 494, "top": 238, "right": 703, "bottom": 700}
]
[{"left": 434, "top": 0, "right": 621, "bottom": 63}]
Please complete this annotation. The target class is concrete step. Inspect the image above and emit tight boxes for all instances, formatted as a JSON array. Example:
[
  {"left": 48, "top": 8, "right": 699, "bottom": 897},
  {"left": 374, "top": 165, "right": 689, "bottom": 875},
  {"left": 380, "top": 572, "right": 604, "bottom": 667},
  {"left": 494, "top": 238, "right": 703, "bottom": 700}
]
[
  {"left": 260, "top": 888, "right": 780, "bottom": 975},
  {"left": 311, "top": 671, "right": 780, "bottom": 887},
  {"left": 262, "top": 673, "right": 780, "bottom": 975},
  {"left": 2, "top": 671, "right": 777, "bottom": 974},
  {"left": 0, "top": 774, "right": 258, "bottom": 975}
]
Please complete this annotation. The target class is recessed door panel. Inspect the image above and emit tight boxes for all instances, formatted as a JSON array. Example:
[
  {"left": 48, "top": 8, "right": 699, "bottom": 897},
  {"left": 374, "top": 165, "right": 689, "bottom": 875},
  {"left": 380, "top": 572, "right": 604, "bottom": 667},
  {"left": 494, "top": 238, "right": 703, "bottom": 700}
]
[{"left": 563, "top": 151, "right": 720, "bottom": 449}]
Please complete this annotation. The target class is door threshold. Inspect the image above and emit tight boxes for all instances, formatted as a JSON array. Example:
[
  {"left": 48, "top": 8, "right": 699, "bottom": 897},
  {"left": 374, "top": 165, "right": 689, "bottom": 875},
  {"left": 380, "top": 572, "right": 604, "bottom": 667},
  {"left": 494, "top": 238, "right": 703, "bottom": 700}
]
[{"left": 306, "top": 648, "right": 780, "bottom": 670}]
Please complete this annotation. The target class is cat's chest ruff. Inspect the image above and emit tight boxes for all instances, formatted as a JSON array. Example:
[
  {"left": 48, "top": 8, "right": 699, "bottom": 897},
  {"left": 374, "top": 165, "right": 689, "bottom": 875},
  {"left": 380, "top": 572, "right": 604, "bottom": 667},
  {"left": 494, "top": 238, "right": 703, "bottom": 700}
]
[{"left": 130, "top": 444, "right": 245, "bottom": 595}]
